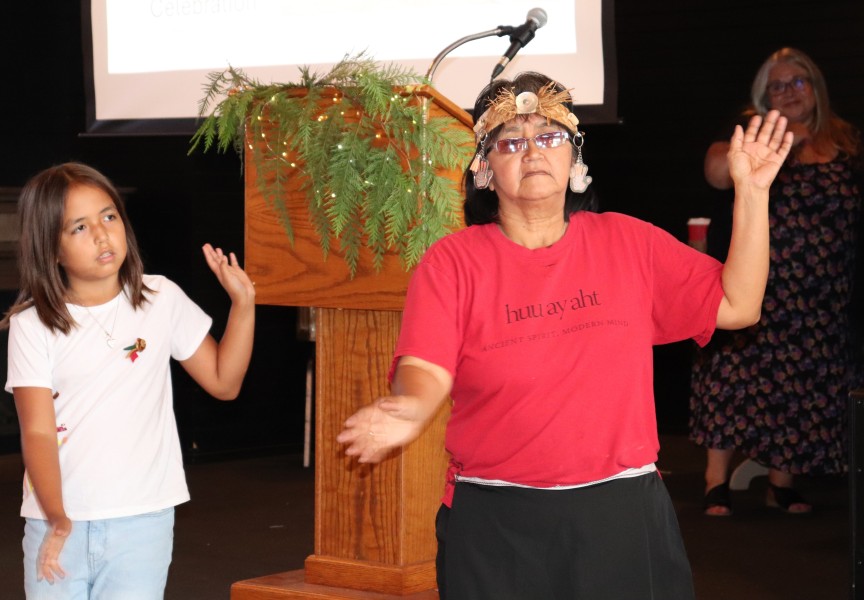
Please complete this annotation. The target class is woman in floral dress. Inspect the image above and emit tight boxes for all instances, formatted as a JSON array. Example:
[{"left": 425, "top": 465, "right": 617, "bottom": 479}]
[{"left": 690, "top": 47, "right": 863, "bottom": 516}]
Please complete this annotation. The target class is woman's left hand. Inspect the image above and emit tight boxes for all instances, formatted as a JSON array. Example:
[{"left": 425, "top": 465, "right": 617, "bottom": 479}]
[
  {"left": 201, "top": 244, "right": 256, "bottom": 304},
  {"left": 727, "top": 109, "right": 794, "bottom": 191}
]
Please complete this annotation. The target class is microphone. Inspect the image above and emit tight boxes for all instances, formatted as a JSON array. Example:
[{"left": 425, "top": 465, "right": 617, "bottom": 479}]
[{"left": 490, "top": 8, "right": 548, "bottom": 80}]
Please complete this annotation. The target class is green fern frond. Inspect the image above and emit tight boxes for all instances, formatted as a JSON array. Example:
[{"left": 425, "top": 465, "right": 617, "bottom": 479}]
[{"left": 190, "top": 53, "right": 474, "bottom": 276}]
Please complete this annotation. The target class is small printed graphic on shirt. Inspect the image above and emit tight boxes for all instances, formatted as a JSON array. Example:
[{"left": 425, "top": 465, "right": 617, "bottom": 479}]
[{"left": 124, "top": 338, "right": 147, "bottom": 362}]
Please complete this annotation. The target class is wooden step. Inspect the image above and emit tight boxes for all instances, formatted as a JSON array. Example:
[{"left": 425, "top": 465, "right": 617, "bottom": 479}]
[{"left": 231, "top": 569, "right": 440, "bottom": 600}]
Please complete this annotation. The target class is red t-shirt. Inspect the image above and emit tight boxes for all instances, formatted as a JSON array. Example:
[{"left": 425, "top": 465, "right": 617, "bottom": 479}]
[{"left": 394, "top": 212, "right": 725, "bottom": 505}]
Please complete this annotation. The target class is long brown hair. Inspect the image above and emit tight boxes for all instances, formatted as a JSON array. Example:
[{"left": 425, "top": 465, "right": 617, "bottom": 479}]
[
  {"left": 751, "top": 47, "right": 860, "bottom": 161},
  {"left": 0, "top": 163, "right": 152, "bottom": 334}
]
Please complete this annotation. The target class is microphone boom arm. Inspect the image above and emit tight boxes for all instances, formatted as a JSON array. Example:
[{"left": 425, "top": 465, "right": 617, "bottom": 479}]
[{"left": 426, "top": 27, "right": 514, "bottom": 83}]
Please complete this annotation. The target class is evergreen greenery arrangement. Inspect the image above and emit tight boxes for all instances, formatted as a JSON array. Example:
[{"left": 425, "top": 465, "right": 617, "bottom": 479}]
[{"left": 190, "top": 54, "right": 474, "bottom": 275}]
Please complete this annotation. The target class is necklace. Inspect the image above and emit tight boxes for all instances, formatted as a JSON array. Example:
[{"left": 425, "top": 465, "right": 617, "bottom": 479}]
[{"left": 79, "top": 295, "right": 121, "bottom": 348}]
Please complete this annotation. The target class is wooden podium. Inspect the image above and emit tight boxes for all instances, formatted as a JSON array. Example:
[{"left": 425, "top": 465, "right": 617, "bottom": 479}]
[{"left": 231, "top": 87, "right": 472, "bottom": 599}]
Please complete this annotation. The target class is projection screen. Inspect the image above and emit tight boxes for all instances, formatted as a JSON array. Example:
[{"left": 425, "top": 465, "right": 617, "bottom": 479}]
[{"left": 82, "top": 0, "right": 617, "bottom": 135}]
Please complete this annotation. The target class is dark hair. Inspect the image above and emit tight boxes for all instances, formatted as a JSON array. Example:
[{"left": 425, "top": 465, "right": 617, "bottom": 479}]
[
  {"left": 0, "top": 162, "right": 152, "bottom": 334},
  {"left": 463, "top": 72, "right": 599, "bottom": 226}
]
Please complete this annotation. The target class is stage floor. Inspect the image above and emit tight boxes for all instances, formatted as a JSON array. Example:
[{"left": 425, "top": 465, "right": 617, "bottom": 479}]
[{"left": 0, "top": 434, "right": 848, "bottom": 600}]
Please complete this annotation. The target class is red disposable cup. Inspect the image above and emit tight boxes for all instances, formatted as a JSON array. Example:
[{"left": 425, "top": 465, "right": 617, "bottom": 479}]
[{"left": 687, "top": 217, "right": 710, "bottom": 243}]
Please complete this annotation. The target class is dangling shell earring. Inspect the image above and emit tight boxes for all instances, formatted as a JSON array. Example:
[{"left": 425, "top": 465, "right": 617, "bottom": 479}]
[
  {"left": 569, "top": 132, "right": 593, "bottom": 193},
  {"left": 470, "top": 136, "right": 494, "bottom": 190}
]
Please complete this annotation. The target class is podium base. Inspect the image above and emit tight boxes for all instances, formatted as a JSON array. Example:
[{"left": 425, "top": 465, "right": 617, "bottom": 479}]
[{"left": 231, "top": 569, "right": 440, "bottom": 600}]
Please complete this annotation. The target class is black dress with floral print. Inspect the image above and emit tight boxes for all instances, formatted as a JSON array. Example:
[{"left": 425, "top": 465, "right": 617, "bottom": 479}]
[{"left": 689, "top": 156, "right": 862, "bottom": 476}]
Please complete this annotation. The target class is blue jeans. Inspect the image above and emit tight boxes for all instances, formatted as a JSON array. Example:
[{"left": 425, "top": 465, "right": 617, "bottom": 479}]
[{"left": 23, "top": 508, "right": 175, "bottom": 599}]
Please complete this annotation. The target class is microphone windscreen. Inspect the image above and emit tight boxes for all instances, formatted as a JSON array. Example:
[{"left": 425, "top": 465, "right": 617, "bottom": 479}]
[{"left": 527, "top": 7, "right": 548, "bottom": 28}]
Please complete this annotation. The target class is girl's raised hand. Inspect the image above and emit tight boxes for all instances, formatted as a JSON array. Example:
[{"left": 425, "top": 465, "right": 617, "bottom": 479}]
[{"left": 201, "top": 244, "right": 256, "bottom": 305}]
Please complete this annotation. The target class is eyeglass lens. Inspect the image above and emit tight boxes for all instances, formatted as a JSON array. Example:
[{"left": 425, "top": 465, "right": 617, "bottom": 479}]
[
  {"left": 767, "top": 76, "right": 808, "bottom": 96},
  {"left": 493, "top": 131, "right": 570, "bottom": 154}
]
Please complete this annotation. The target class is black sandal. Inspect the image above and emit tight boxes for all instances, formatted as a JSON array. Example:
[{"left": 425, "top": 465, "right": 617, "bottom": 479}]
[
  {"left": 704, "top": 482, "right": 732, "bottom": 516},
  {"left": 766, "top": 484, "right": 813, "bottom": 514}
]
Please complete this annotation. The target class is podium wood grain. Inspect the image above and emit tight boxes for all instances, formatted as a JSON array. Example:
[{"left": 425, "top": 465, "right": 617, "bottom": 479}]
[
  {"left": 244, "top": 86, "right": 471, "bottom": 311},
  {"left": 232, "top": 88, "right": 468, "bottom": 598},
  {"left": 231, "top": 310, "right": 449, "bottom": 599},
  {"left": 231, "top": 569, "right": 440, "bottom": 599}
]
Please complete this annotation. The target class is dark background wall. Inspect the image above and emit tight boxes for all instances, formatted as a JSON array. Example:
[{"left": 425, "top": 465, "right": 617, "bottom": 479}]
[{"left": 0, "top": 1, "right": 862, "bottom": 455}]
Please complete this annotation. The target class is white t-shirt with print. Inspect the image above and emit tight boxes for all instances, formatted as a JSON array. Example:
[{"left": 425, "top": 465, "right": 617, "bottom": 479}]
[{"left": 6, "top": 274, "right": 212, "bottom": 520}]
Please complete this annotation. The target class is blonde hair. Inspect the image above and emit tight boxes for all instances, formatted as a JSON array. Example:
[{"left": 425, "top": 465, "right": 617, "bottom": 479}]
[{"left": 750, "top": 47, "right": 860, "bottom": 160}]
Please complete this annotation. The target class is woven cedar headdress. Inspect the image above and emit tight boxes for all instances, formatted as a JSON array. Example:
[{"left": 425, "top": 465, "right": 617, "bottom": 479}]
[
  {"left": 472, "top": 82, "right": 581, "bottom": 143},
  {"left": 469, "top": 81, "right": 591, "bottom": 193}
]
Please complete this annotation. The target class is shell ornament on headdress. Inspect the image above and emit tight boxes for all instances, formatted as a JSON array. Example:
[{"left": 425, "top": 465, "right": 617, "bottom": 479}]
[
  {"left": 469, "top": 82, "right": 591, "bottom": 192},
  {"left": 473, "top": 82, "right": 581, "bottom": 142}
]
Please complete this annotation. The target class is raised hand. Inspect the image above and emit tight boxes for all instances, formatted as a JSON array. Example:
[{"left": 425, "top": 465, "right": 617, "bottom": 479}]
[
  {"left": 728, "top": 109, "right": 794, "bottom": 191},
  {"left": 202, "top": 244, "right": 256, "bottom": 305}
]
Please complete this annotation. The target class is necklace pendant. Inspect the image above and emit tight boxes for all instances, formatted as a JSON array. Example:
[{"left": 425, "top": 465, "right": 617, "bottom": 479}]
[{"left": 106, "top": 337, "right": 116, "bottom": 349}]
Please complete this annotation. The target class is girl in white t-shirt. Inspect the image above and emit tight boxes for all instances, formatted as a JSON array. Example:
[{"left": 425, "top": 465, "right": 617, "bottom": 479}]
[{"left": 2, "top": 162, "right": 256, "bottom": 598}]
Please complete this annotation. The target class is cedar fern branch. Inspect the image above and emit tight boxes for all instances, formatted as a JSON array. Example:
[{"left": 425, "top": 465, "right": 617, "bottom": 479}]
[{"left": 190, "top": 53, "right": 473, "bottom": 276}]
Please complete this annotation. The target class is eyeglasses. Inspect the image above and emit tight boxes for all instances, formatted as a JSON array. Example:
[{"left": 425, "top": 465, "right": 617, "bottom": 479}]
[
  {"left": 489, "top": 131, "right": 571, "bottom": 154},
  {"left": 766, "top": 76, "right": 809, "bottom": 96}
]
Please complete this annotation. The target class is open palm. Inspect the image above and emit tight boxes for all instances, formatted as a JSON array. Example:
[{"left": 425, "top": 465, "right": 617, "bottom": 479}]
[
  {"left": 337, "top": 396, "right": 427, "bottom": 463},
  {"left": 728, "top": 110, "right": 793, "bottom": 190}
]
